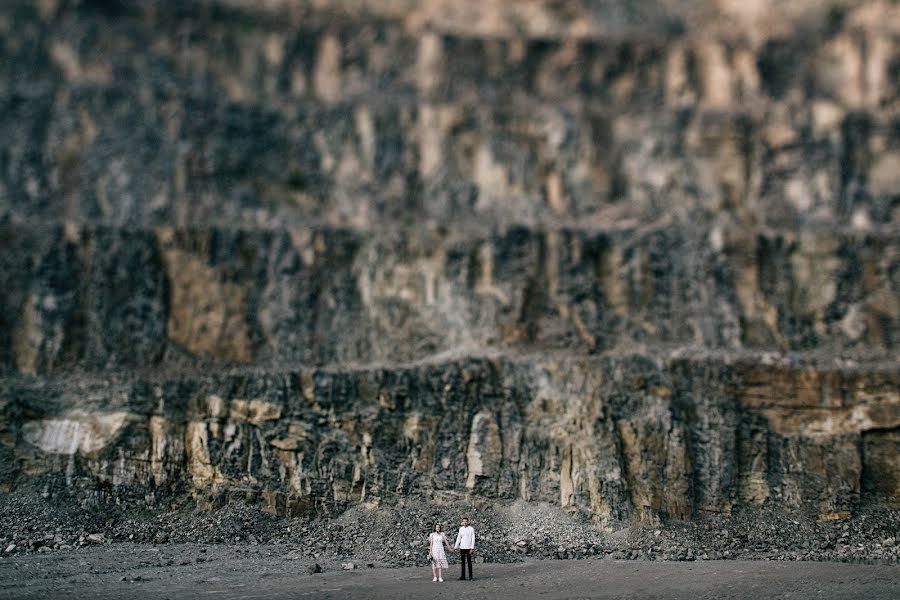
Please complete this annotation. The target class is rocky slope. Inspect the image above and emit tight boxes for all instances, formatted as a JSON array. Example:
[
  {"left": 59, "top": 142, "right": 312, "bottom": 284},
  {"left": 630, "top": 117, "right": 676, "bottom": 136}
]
[{"left": 0, "top": 0, "right": 898, "bottom": 537}]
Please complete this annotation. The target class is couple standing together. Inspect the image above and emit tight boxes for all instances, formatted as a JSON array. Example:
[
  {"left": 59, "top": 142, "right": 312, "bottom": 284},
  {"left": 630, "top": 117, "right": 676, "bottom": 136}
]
[{"left": 427, "top": 517, "right": 476, "bottom": 582}]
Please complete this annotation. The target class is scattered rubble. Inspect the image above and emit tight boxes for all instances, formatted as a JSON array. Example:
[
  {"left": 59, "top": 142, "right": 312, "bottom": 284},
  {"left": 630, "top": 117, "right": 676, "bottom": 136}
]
[{"left": 1, "top": 493, "right": 896, "bottom": 566}]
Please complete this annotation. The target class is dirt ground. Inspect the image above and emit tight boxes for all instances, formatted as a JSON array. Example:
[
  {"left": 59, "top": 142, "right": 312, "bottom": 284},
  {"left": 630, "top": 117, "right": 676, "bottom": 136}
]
[{"left": 0, "top": 544, "right": 897, "bottom": 600}]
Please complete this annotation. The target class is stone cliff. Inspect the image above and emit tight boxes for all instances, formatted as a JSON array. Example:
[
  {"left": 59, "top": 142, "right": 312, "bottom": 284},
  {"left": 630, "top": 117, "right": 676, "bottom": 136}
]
[
  {"left": 0, "top": 0, "right": 898, "bottom": 526},
  {"left": 7, "top": 356, "right": 899, "bottom": 526}
]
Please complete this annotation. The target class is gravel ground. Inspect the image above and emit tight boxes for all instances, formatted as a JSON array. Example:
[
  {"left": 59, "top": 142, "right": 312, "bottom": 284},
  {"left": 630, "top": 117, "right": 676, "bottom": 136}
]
[
  {"left": 0, "top": 547, "right": 897, "bottom": 600},
  {"left": 1, "top": 492, "right": 897, "bottom": 567}
]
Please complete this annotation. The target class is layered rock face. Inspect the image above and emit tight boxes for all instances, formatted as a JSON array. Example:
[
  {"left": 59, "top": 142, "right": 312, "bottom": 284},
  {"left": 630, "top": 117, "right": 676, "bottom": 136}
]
[
  {"left": 0, "top": 0, "right": 898, "bottom": 525},
  {"left": 7, "top": 357, "right": 899, "bottom": 525}
]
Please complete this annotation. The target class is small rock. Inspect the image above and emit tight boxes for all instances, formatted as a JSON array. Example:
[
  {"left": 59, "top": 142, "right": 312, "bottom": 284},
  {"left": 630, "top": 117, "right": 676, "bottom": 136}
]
[
  {"left": 341, "top": 562, "right": 354, "bottom": 570},
  {"left": 86, "top": 534, "right": 105, "bottom": 545},
  {"left": 3, "top": 544, "right": 15, "bottom": 554}
]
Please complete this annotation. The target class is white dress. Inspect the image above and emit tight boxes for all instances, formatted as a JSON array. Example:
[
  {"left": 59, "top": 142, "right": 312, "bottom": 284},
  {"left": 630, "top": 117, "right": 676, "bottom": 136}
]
[{"left": 429, "top": 533, "right": 449, "bottom": 568}]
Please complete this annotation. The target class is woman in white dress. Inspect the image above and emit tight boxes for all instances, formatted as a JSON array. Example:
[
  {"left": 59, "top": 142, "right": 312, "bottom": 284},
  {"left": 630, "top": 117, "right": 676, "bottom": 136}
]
[{"left": 428, "top": 523, "right": 451, "bottom": 582}]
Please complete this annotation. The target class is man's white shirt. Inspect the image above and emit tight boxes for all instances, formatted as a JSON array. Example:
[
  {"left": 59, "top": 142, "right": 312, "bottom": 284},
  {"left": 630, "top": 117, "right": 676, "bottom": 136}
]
[{"left": 454, "top": 526, "right": 475, "bottom": 550}]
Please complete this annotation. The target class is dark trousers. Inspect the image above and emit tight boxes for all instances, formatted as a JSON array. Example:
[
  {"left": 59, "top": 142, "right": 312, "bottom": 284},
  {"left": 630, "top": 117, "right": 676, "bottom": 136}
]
[{"left": 459, "top": 549, "right": 473, "bottom": 579}]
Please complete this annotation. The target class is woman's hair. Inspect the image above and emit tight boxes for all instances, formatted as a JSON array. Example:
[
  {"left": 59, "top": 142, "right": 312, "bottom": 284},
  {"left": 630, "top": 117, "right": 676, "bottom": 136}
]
[{"left": 433, "top": 523, "right": 442, "bottom": 532}]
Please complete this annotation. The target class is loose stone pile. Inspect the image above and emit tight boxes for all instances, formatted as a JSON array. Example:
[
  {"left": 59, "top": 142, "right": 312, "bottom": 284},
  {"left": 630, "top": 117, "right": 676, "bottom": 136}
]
[{"left": 1, "top": 494, "right": 897, "bottom": 567}]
